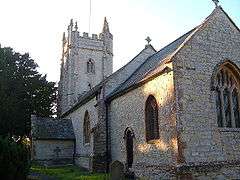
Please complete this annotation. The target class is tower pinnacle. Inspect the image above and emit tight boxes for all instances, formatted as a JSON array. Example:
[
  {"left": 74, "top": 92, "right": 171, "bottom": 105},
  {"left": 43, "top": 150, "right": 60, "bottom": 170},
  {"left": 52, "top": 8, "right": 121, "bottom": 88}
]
[
  {"left": 74, "top": 21, "right": 78, "bottom": 31},
  {"left": 68, "top": 19, "right": 74, "bottom": 31},
  {"left": 70, "top": 19, "right": 73, "bottom": 26},
  {"left": 102, "top": 17, "right": 110, "bottom": 33},
  {"left": 62, "top": 32, "right": 66, "bottom": 42}
]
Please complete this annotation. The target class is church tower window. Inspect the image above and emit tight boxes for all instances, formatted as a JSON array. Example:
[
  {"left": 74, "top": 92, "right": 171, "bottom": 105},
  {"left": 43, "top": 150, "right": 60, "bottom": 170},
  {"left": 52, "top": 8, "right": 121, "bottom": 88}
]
[
  {"left": 87, "top": 59, "right": 95, "bottom": 74},
  {"left": 83, "top": 111, "right": 90, "bottom": 144},
  {"left": 145, "top": 95, "right": 159, "bottom": 142},
  {"left": 214, "top": 62, "right": 240, "bottom": 128}
]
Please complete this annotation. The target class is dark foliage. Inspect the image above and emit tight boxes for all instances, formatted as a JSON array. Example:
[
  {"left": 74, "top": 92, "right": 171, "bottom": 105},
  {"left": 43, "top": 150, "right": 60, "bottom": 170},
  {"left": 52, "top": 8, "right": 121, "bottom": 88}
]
[
  {"left": 0, "top": 46, "right": 57, "bottom": 137},
  {"left": 0, "top": 136, "right": 30, "bottom": 180}
]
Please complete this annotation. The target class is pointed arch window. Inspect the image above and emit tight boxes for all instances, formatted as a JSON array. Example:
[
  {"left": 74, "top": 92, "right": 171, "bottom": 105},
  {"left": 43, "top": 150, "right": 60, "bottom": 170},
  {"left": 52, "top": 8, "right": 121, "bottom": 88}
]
[
  {"left": 83, "top": 111, "right": 90, "bottom": 144},
  {"left": 145, "top": 95, "right": 159, "bottom": 142},
  {"left": 214, "top": 62, "right": 240, "bottom": 128},
  {"left": 87, "top": 59, "right": 95, "bottom": 74}
]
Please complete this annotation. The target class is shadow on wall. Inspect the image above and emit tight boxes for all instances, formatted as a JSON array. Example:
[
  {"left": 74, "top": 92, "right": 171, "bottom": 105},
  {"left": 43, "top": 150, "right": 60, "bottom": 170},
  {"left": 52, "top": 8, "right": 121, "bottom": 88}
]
[{"left": 139, "top": 70, "right": 178, "bottom": 154}]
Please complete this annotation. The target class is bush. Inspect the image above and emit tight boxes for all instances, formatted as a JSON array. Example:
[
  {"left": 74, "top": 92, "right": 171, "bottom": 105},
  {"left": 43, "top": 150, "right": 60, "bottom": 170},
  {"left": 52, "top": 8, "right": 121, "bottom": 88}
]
[{"left": 0, "top": 136, "right": 30, "bottom": 180}]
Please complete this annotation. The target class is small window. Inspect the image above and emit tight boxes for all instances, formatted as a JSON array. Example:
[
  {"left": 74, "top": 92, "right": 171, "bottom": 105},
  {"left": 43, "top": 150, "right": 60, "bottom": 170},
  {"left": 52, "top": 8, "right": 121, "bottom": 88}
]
[
  {"left": 145, "top": 95, "right": 159, "bottom": 142},
  {"left": 83, "top": 111, "right": 90, "bottom": 144},
  {"left": 87, "top": 59, "right": 95, "bottom": 74},
  {"left": 214, "top": 62, "right": 240, "bottom": 128}
]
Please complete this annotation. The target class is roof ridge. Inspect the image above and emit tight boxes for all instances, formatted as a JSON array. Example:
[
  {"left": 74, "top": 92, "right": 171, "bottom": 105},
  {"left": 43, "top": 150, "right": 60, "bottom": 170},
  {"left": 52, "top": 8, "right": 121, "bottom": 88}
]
[{"left": 106, "top": 45, "right": 156, "bottom": 82}]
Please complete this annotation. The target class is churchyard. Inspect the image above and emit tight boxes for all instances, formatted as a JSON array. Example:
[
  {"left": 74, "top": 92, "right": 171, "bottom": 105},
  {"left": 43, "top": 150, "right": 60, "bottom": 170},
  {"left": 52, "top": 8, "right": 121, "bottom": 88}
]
[{"left": 29, "top": 165, "right": 108, "bottom": 180}]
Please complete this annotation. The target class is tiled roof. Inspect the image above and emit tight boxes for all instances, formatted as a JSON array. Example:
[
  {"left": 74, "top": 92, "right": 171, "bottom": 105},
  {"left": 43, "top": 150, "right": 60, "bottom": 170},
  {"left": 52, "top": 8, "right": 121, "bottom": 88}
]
[
  {"left": 108, "top": 28, "right": 196, "bottom": 99},
  {"left": 31, "top": 116, "right": 75, "bottom": 140}
]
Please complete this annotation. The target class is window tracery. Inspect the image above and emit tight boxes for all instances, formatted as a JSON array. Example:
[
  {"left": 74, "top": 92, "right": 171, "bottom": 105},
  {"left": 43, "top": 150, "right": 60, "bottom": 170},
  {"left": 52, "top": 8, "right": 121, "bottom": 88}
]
[{"left": 215, "top": 63, "right": 240, "bottom": 128}]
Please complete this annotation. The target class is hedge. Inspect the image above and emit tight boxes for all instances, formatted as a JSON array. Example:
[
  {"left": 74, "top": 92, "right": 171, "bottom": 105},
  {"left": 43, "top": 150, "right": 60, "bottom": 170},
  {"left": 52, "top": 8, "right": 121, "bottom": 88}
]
[{"left": 0, "top": 136, "right": 30, "bottom": 180}]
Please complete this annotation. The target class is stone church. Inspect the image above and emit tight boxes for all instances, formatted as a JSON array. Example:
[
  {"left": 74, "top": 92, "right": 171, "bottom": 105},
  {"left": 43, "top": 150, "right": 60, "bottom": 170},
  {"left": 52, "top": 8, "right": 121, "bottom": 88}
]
[{"left": 31, "top": 4, "right": 240, "bottom": 179}]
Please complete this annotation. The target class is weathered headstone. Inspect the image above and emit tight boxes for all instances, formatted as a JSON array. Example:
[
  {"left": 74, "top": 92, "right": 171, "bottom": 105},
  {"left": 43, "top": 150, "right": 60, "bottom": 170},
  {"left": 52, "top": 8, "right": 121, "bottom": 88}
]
[{"left": 110, "top": 160, "right": 124, "bottom": 180}]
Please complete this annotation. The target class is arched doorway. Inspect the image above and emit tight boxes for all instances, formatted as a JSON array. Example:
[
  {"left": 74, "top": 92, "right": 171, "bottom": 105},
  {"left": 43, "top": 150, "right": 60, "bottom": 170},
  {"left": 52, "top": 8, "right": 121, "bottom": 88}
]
[{"left": 124, "top": 128, "right": 134, "bottom": 168}]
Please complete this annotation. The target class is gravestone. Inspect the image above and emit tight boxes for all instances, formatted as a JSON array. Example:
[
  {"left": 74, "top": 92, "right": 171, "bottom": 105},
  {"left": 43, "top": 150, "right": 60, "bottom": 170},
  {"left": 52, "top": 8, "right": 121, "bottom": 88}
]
[{"left": 110, "top": 160, "right": 124, "bottom": 180}]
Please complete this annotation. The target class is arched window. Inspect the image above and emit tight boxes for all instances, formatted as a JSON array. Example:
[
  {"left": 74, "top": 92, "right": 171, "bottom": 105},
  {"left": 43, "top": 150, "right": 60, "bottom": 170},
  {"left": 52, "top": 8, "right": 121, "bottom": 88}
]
[
  {"left": 214, "top": 62, "right": 240, "bottom": 128},
  {"left": 87, "top": 59, "right": 95, "bottom": 73},
  {"left": 83, "top": 111, "right": 90, "bottom": 144},
  {"left": 145, "top": 95, "right": 159, "bottom": 142}
]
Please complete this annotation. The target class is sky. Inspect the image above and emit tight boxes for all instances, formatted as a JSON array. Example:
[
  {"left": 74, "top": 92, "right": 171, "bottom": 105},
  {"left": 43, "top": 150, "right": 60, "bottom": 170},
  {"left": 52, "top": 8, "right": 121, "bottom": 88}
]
[{"left": 0, "top": 0, "right": 239, "bottom": 82}]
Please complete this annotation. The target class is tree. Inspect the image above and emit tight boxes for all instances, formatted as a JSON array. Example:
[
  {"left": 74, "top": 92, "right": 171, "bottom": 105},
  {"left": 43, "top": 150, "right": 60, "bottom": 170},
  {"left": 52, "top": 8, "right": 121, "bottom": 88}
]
[{"left": 0, "top": 46, "right": 57, "bottom": 137}]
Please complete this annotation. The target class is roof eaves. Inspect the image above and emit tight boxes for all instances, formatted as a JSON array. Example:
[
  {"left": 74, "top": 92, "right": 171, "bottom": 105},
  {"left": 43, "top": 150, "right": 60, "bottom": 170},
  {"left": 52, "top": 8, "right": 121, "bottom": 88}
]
[
  {"left": 107, "top": 66, "right": 171, "bottom": 102},
  {"left": 61, "top": 85, "right": 102, "bottom": 117}
]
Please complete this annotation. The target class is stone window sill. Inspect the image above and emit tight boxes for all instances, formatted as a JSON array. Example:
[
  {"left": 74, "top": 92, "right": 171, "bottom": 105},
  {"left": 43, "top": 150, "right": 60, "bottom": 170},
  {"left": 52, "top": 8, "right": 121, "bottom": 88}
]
[
  {"left": 146, "top": 139, "right": 159, "bottom": 144},
  {"left": 86, "top": 72, "right": 95, "bottom": 75},
  {"left": 218, "top": 127, "right": 240, "bottom": 132}
]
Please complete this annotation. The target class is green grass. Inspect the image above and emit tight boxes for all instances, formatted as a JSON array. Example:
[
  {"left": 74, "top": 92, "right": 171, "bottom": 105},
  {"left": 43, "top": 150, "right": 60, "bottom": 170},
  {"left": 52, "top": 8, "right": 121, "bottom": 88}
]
[{"left": 30, "top": 165, "right": 109, "bottom": 180}]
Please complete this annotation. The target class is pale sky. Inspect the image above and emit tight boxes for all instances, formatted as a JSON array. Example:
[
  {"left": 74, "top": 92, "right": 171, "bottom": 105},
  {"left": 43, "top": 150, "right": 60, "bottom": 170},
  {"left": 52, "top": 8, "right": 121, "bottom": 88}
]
[{"left": 0, "top": 0, "right": 239, "bottom": 82}]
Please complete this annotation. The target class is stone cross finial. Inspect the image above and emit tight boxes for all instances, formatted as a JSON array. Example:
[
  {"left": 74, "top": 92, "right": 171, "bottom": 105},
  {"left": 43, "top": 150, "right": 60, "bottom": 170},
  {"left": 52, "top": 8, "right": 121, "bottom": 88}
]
[
  {"left": 212, "top": 0, "right": 219, "bottom": 7},
  {"left": 145, "top": 36, "right": 151, "bottom": 45}
]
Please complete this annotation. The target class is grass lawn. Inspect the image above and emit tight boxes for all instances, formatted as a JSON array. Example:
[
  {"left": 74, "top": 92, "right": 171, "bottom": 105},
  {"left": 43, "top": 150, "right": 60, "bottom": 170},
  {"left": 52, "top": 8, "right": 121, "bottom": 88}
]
[{"left": 30, "top": 165, "right": 109, "bottom": 180}]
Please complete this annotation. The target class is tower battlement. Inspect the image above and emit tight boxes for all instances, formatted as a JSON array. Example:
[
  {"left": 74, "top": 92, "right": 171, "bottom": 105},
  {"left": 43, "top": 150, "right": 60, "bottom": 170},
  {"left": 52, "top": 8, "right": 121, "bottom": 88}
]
[
  {"left": 62, "top": 19, "right": 113, "bottom": 53},
  {"left": 81, "top": 32, "right": 100, "bottom": 40}
]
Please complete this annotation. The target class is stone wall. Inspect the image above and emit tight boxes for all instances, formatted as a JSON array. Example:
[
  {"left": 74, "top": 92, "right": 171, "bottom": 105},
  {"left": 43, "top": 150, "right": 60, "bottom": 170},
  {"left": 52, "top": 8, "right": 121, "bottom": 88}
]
[
  {"left": 110, "top": 67, "right": 177, "bottom": 179},
  {"left": 172, "top": 7, "right": 240, "bottom": 178},
  {"left": 66, "top": 97, "right": 98, "bottom": 170},
  {"left": 32, "top": 139, "right": 74, "bottom": 165},
  {"left": 73, "top": 48, "right": 108, "bottom": 95}
]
